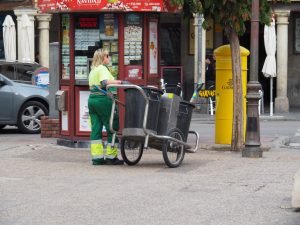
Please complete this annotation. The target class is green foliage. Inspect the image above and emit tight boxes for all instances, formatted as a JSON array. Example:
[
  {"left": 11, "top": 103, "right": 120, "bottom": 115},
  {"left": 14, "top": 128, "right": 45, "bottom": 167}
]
[{"left": 171, "top": 0, "right": 272, "bottom": 36}]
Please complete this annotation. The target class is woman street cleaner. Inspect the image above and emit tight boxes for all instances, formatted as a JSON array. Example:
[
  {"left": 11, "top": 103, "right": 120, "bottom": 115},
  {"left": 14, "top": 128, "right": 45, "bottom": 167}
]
[{"left": 88, "top": 48, "right": 127, "bottom": 165}]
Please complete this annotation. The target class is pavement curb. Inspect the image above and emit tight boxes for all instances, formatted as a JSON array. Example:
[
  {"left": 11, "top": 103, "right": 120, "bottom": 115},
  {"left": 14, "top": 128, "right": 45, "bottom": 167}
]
[
  {"left": 192, "top": 112, "right": 300, "bottom": 122},
  {"left": 199, "top": 144, "right": 271, "bottom": 152}
]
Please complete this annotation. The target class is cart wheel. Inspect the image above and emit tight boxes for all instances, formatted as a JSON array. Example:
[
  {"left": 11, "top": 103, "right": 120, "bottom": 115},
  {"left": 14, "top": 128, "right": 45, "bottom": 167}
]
[
  {"left": 162, "top": 128, "right": 185, "bottom": 168},
  {"left": 121, "top": 138, "right": 144, "bottom": 166}
]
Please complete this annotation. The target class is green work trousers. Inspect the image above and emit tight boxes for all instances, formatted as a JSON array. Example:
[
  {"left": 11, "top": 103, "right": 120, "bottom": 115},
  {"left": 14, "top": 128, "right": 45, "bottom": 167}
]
[{"left": 88, "top": 95, "right": 119, "bottom": 159}]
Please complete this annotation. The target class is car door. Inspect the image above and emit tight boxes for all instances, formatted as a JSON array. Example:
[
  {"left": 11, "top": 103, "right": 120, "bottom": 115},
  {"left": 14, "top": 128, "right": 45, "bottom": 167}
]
[{"left": 0, "top": 75, "right": 14, "bottom": 122}]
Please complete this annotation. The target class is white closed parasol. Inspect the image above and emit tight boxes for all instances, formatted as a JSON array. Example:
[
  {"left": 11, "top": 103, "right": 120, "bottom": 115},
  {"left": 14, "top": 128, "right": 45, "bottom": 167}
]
[
  {"left": 20, "top": 14, "right": 32, "bottom": 62},
  {"left": 2, "top": 15, "right": 16, "bottom": 61},
  {"left": 262, "top": 16, "right": 276, "bottom": 116}
]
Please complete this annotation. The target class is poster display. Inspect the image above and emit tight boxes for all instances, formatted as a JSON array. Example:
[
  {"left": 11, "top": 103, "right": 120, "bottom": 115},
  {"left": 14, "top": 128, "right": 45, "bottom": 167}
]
[
  {"left": 79, "top": 91, "right": 91, "bottom": 132},
  {"left": 124, "top": 14, "right": 143, "bottom": 67},
  {"left": 61, "top": 111, "right": 68, "bottom": 131},
  {"left": 100, "top": 14, "right": 118, "bottom": 40},
  {"left": 149, "top": 21, "right": 158, "bottom": 75},
  {"left": 61, "top": 14, "right": 70, "bottom": 79},
  {"left": 78, "top": 90, "right": 107, "bottom": 132},
  {"left": 100, "top": 14, "right": 119, "bottom": 79}
]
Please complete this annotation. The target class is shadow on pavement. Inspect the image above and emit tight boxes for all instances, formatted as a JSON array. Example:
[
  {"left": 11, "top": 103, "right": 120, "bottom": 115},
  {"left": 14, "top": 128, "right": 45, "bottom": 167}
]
[{"left": 0, "top": 126, "right": 22, "bottom": 134}]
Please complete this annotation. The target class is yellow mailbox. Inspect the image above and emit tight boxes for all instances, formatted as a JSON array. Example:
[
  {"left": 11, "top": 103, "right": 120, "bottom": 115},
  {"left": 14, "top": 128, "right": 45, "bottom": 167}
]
[{"left": 214, "top": 45, "right": 250, "bottom": 144}]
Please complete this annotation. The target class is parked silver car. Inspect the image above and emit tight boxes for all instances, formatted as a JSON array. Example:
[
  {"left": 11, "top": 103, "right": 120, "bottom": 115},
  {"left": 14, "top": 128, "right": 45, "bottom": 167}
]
[
  {"left": 0, "top": 60, "right": 49, "bottom": 88},
  {"left": 0, "top": 74, "right": 49, "bottom": 134}
]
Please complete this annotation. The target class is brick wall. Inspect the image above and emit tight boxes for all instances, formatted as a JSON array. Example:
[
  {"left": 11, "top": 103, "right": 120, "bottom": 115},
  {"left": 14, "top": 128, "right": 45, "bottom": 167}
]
[{"left": 41, "top": 116, "right": 59, "bottom": 138}]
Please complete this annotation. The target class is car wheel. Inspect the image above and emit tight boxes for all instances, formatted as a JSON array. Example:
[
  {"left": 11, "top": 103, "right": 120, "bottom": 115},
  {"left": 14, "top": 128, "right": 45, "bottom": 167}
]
[{"left": 17, "top": 101, "right": 48, "bottom": 134}]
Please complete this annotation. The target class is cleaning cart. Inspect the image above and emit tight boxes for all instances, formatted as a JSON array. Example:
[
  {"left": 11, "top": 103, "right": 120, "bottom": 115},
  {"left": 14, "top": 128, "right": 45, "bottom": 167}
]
[{"left": 106, "top": 84, "right": 199, "bottom": 168}]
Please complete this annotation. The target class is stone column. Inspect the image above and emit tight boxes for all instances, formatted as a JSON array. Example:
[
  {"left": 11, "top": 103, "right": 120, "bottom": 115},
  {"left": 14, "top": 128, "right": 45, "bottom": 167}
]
[
  {"left": 275, "top": 10, "right": 290, "bottom": 113},
  {"left": 14, "top": 8, "right": 37, "bottom": 62},
  {"left": 36, "top": 14, "right": 52, "bottom": 68}
]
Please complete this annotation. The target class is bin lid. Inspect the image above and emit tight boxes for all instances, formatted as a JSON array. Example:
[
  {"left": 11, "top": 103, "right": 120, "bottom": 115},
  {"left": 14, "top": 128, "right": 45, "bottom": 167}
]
[
  {"left": 214, "top": 44, "right": 250, "bottom": 57},
  {"left": 141, "top": 86, "right": 164, "bottom": 95},
  {"left": 180, "top": 100, "right": 195, "bottom": 108},
  {"left": 124, "top": 86, "right": 163, "bottom": 94},
  {"left": 124, "top": 86, "right": 163, "bottom": 99}
]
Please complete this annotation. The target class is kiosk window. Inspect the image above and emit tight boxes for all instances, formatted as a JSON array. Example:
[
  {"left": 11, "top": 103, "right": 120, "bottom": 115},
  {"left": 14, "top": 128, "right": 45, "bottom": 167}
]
[
  {"left": 74, "top": 14, "right": 119, "bottom": 80},
  {"left": 74, "top": 15, "right": 100, "bottom": 80}
]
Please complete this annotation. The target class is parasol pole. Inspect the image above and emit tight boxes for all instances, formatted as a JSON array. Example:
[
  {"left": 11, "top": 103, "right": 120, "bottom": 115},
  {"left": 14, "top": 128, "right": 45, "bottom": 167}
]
[{"left": 270, "top": 77, "right": 273, "bottom": 116}]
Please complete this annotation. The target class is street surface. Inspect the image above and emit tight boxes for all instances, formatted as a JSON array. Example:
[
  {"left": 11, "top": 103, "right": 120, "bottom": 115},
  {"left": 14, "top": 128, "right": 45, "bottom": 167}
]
[{"left": 0, "top": 119, "right": 300, "bottom": 225}]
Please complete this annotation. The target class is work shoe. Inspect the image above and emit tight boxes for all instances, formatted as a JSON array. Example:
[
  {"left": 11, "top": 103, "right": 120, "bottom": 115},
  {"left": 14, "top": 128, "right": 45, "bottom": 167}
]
[
  {"left": 92, "top": 158, "right": 106, "bottom": 165},
  {"left": 105, "top": 157, "right": 124, "bottom": 165}
]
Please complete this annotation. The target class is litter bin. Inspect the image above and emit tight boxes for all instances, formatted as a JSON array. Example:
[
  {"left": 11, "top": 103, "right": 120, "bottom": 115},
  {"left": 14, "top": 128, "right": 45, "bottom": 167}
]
[
  {"left": 157, "top": 93, "right": 182, "bottom": 135},
  {"left": 176, "top": 101, "right": 195, "bottom": 141},
  {"left": 214, "top": 45, "right": 249, "bottom": 144},
  {"left": 124, "top": 86, "right": 163, "bottom": 133}
]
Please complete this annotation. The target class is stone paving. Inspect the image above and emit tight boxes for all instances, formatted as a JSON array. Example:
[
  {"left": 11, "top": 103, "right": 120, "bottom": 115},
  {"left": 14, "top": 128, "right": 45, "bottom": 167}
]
[
  {"left": 0, "top": 145, "right": 300, "bottom": 225},
  {"left": 1, "top": 116, "right": 300, "bottom": 224}
]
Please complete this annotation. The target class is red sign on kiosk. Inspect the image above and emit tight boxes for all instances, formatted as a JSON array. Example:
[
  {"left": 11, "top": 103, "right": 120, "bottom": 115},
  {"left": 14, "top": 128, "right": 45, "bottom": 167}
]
[
  {"left": 77, "top": 17, "right": 98, "bottom": 28},
  {"left": 124, "top": 65, "right": 143, "bottom": 80},
  {"left": 37, "top": 0, "right": 179, "bottom": 12}
]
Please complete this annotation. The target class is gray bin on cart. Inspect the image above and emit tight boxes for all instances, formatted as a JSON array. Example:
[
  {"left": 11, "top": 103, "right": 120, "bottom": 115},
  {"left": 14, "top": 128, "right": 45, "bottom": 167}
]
[
  {"left": 124, "top": 87, "right": 163, "bottom": 134},
  {"left": 157, "top": 93, "right": 182, "bottom": 135}
]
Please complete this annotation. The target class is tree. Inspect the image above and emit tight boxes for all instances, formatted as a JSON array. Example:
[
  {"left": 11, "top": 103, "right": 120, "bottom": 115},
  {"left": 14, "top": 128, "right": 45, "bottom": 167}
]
[{"left": 171, "top": 0, "right": 271, "bottom": 151}]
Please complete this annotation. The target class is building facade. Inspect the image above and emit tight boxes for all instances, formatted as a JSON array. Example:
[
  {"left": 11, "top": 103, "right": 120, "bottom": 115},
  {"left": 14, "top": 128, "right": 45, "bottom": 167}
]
[
  {"left": 0, "top": 0, "right": 55, "bottom": 68},
  {"left": 1, "top": 0, "right": 300, "bottom": 116}
]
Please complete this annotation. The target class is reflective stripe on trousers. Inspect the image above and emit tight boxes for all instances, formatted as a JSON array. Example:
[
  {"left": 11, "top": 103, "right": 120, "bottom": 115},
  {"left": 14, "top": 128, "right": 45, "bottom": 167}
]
[
  {"left": 106, "top": 145, "right": 118, "bottom": 159},
  {"left": 91, "top": 140, "right": 104, "bottom": 159}
]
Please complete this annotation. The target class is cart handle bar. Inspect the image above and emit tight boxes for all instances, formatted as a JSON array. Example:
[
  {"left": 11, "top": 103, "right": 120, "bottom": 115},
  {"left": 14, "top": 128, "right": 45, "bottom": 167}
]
[{"left": 106, "top": 84, "right": 199, "bottom": 152}]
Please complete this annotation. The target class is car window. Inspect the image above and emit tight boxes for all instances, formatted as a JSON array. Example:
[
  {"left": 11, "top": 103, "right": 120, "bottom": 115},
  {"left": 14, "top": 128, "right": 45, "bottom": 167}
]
[
  {"left": 0, "top": 64, "right": 15, "bottom": 80},
  {"left": 15, "top": 64, "right": 36, "bottom": 84}
]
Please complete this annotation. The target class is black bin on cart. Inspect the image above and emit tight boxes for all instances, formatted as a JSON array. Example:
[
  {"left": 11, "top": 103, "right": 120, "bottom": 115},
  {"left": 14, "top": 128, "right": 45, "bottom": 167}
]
[
  {"left": 124, "top": 87, "right": 163, "bottom": 133},
  {"left": 176, "top": 101, "right": 195, "bottom": 141}
]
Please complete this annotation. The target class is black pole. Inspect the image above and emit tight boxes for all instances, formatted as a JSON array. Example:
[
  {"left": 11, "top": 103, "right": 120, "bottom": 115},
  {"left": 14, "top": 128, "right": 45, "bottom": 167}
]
[{"left": 242, "top": 0, "right": 262, "bottom": 157}]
